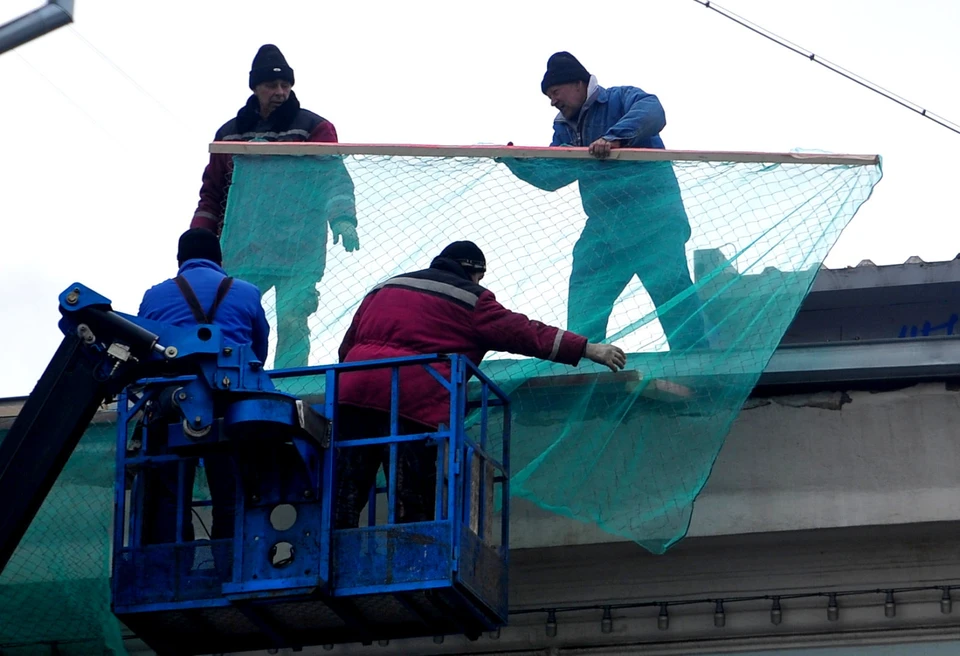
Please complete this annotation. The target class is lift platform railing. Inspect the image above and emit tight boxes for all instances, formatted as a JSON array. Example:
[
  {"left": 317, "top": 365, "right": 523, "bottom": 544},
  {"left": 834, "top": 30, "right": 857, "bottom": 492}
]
[
  {"left": 270, "top": 354, "right": 510, "bottom": 526},
  {"left": 112, "top": 353, "right": 512, "bottom": 653}
]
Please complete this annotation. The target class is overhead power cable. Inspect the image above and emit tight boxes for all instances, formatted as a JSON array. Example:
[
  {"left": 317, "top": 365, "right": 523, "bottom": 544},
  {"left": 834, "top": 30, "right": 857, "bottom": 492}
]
[
  {"left": 693, "top": 0, "right": 960, "bottom": 136},
  {"left": 68, "top": 26, "right": 199, "bottom": 139}
]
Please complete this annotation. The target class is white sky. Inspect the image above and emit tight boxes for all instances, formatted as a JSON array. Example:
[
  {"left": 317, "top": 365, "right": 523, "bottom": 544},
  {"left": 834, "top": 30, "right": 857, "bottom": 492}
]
[{"left": 0, "top": 0, "right": 956, "bottom": 397}]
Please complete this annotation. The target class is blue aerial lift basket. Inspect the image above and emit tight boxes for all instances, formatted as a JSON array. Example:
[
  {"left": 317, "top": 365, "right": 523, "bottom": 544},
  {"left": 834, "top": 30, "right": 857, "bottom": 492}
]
[{"left": 111, "top": 353, "right": 511, "bottom": 655}]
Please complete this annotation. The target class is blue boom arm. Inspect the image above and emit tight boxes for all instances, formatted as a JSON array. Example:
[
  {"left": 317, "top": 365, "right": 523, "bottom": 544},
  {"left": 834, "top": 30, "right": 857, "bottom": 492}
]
[{"left": 0, "top": 282, "right": 324, "bottom": 574}]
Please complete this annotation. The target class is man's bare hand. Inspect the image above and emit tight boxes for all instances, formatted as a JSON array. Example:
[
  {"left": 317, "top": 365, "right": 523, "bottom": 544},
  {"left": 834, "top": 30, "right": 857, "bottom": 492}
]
[
  {"left": 332, "top": 220, "right": 360, "bottom": 252},
  {"left": 584, "top": 343, "right": 627, "bottom": 372},
  {"left": 588, "top": 137, "right": 619, "bottom": 159}
]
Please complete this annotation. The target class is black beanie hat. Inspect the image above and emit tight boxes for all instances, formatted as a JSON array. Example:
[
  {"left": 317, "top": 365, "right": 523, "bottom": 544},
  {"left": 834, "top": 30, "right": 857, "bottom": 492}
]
[
  {"left": 249, "top": 44, "right": 295, "bottom": 90},
  {"left": 541, "top": 51, "right": 590, "bottom": 95},
  {"left": 439, "top": 241, "right": 486, "bottom": 272},
  {"left": 178, "top": 228, "right": 223, "bottom": 266}
]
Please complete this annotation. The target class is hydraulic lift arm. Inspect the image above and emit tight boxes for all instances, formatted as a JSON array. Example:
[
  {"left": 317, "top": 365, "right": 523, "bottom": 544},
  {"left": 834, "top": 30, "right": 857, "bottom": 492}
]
[
  {"left": 0, "top": 283, "right": 206, "bottom": 572},
  {"left": 0, "top": 333, "right": 119, "bottom": 571}
]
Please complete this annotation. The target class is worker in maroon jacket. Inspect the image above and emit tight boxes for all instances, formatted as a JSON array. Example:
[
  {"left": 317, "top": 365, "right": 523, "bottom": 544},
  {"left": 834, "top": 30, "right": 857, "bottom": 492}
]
[
  {"left": 191, "top": 44, "right": 359, "bottom": 369},
  {"left": 333, "top": 241, "right": 627, "bottom": 528}
]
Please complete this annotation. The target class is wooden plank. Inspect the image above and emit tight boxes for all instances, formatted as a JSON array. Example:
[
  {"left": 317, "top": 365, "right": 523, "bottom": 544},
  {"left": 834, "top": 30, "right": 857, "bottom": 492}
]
[{"left": 208, "top": 142, "right": 880, "bottom": 166}]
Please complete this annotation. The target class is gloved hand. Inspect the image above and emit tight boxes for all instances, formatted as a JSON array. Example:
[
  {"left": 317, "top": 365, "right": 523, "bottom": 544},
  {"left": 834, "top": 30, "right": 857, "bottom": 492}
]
[{"left": 332, "top": 219, "right": 360, "bottom": 252}]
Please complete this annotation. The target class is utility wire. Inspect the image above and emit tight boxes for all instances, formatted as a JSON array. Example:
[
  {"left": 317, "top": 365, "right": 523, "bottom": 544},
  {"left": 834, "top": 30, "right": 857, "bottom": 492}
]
[
  {"left": 15, "top": 52, "right": 118, "bottom": 141},
  {"left": 67, "top": 26, "right": 201, "bottom": 140},
  {"left": 693, "top": 0, "right": 960, "bottom": 136}
]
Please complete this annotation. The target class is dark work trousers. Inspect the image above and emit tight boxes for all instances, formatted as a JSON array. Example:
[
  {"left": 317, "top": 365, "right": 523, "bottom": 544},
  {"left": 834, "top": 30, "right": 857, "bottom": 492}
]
[
  {"left": 333, "top": 405, "right": 437, "bottom": 529},
  {"left": 140, "top": 428, "right": 237, "bottom": 546}
]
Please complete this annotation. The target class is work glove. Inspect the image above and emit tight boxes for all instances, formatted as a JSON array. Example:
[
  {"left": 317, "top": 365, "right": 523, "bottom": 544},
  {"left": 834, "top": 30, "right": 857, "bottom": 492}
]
[{"left": 332, "top": 219, "right": 360, "bottom": 252}]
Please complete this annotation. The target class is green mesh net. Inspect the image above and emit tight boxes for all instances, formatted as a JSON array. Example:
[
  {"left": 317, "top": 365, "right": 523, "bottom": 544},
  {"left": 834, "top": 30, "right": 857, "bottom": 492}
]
[
  {"left": 0, "top": 149, "right": 881, "bottom": 653},
  {"left": 0, "top": 422, "right": 125, "bottom": 655},
  {"left": 221, "top": 149, "right": 882, "bottom": 552}
]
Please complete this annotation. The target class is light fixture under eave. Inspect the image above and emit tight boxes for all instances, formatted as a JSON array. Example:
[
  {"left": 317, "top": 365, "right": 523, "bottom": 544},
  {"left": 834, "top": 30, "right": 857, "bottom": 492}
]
[
  {"left": 828, "top": 593, "right": 839, "bottom": 622},
  {"left": 546, "top": 610, "right": 558, "bottom": 637},
  {"left": 770, "top": 597, "right": 782, "bottom": 625},
  {"left": 942, "top": 588, "right": 953, "bottom": 615},
  {"left": 714, "top": 600, "right": 725, "bottom": 628},
  {"left": 884, "top": 591, "right": 896, "bottom": 618},
  {"left": 658, "top": 603, "right": 669, "bottom": 630},
  {"left": 601, "top": 606, "right": 613, "bottom": 634}
]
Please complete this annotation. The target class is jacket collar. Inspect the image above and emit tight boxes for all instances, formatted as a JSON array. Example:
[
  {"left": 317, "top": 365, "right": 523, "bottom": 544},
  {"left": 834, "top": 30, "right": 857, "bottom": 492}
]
[
  {"left": 429, "top": 257, "right": 473, "bottom": 281},
  {"left": 177, "top": 259, "right": 227, "bottom": 276},
  {"left": 235, "top": 90, "right": 301, "bottom": 134}
]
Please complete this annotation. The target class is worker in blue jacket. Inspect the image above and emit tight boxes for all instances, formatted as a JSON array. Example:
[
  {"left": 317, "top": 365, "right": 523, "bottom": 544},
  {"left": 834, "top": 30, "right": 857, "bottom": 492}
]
[
  {"left": 502, "top": 52, "right": 706, "bottom": 351},
  {"left": 140, "top": 228, "right": 270, "bottom": 363},
  {"left": 137, "top": 228, "right": 269, "bottom": 565}
]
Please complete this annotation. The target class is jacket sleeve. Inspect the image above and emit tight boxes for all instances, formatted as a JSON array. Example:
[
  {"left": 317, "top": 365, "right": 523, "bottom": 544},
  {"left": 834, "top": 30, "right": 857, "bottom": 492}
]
[
  {"left": 250, "top": 288, "right": 270, "bottom": 364},
  {"left": 338, "top": 291, "right": 376, "bottom": 362},
  {"left": 472, "top": 291, "right": 587, "bottom": 365},
  {"left": 309, "top": 121, "right": 358, "bottom": 228},
  {"left": 499, "top": 156, "right": 579, "bottom": 193},
  {"left": 602, "top": 87, "right": 666, "bottom": 142},
  {"left": 192, "top": 151, "right": 231, "bottom": 235},
  {"left": 497, "top": 121, "right": 579, "bottom": 191}
]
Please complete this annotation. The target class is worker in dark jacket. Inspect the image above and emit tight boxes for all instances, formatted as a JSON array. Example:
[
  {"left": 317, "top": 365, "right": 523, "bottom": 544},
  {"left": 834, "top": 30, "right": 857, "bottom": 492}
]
[
  {"left": 334, "top": 241, "right": 626, "bottom": 528},
  {"left": 138, "top": 228, "right": 269, "bottom": 553},
  {"left": 501, "top": 52, "right": 707, "bottom": 351},
  {"left": 191, "top": 44, "right": 359, "bottom": 369}
]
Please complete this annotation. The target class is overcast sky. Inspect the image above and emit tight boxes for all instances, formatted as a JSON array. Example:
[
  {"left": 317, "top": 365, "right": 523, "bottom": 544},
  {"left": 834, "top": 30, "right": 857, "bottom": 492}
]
[{"left": 0, "top": 0, "right": 956, "bottom": 397}]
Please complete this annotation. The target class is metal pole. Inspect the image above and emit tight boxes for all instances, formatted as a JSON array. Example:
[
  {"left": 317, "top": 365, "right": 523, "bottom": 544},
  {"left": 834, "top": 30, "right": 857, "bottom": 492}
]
[{"left": 0, "top": 1, "right": 75, "bottom": 55}]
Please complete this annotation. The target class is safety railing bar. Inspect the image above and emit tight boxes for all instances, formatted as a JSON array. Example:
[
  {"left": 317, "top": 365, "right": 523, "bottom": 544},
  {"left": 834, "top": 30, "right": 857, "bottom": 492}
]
[
  {"left": 175, "top": 460, "right": 186, "bottom": 545},
  {"left": 463, "top": 444, "right": 474, "bottom": 539},
  {"left": 366, "top": 483, "right": 378, "bottom": 528},
  {"left": 322, "top": 368, "right": 338, "bottom": 558},
  {"left": 462, "top": 438, "right": 506, "bottom": 474},
  {"left": 447, "top": 359, "right": 462, "bottom": 543},
  {"left": 387, "top": 441, "right": 398, "bottom": 525},
  {"left": 462, "top": 359, "right": 512, "bottom": 403},
  {"left": 269, "top": 353, "right": 451, "bottom": 379},
  {"left": 466, "top": 398, "right": 508, "bottom": 409},
  {"left": 113, "top": 391, "right": 130, "bottom": 564},
  {"left": 479, "top": 385, "right": 489, "bottom": 450},
  {"left": 117, "top": 539, "right": 232, "bottom": 553},
  {"left": 124, "top": 391, "right": 153, "bottom": 419},
  {"left": 389, "top": 367, "right": 400, "bottom": 439},
  {"left": 387, "top": 366, "right": 401, "bottom": 526},
  {"left": 502, "top": 406, "right": 511, "bottom": 557},
  {"left": 435, "top": 438, "right": 446, "bottom": 521},
  {"left": 123, "top": 454, "right": 196, "bottom": 465},
  {"left": 134, "top": 375, "right": 197, "bottom": 386},
  {"left": 331, "top": 520, "right": 452, "bottom": 533},
  {"left": 337, "top": 431, "right": 451, "bottom": 449},
  {"left": 422, "top": 361, "right": 456, "bottom": 392}
]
